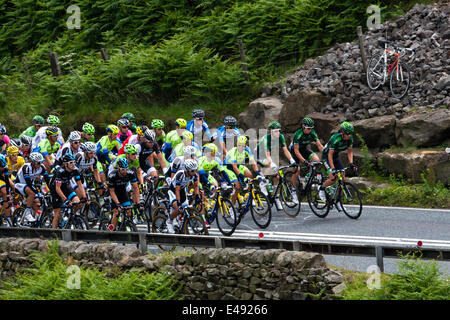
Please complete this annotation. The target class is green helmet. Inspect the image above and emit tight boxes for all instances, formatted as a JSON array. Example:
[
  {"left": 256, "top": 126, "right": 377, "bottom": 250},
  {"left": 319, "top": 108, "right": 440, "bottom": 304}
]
[
  {"left": 301, "top": 117, "right": 314, "bottom": 128},
  {"left": 47, "top": 115, "right": 60, "bottom": 125},
  {"left": 340, "top": 121, "right": 354, "bottom": 134},
  {"left": 82, "top": 122, "right": 95, "bottom": 135},
  {"left": 32, "top": 115, "right": 45, "bottom": 125},
  {"left": 121, "top": 112, "right": 135, "bottom": 121},
  {"left": 124, "top": 144, "right": 138, "bottom": 154},
  {"left": 268, "top": 121, "right": 281, "bottom": 130},
  {"left": 151, "top": 119, "right": 164, "bottom": 129}
]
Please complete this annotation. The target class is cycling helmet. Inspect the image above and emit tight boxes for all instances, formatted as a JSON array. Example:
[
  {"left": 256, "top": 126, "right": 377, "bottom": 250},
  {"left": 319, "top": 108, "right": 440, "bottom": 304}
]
[
  {"left": 181, "top": 130, "right": 193, "bottom": 141},
  {"left": 136, "top": 125, "right": 149, "bottom": 136},
  {"left": 116, "top": 157, "right": 129, "bottom": 169},
  {"left": 151, "top": 119, "right": 164, "bottom": 129},
  {"left": 82, "top": 122, "right": 95, "bottom": 135},
  {"left": 237, "top": 136, "right": 247, "bottom": 146},
  {"left": 46, "top": 126, "right": 59, "bottom": 137},
  {"left": 10, "top": 138, "right": 22, "bottom": 148},
  {"left": 124, "top": 143, "right": 138, "bottom": 154},
  {"left": 268, "top": 121, "right": 281, "bottom": 130},
  {"left": 82, "top": 141, "right": 96, "bottom": 153},
  {"left": 121, "top": 112, "right": 135, "bottom": 121},
  {"left": 223, "top": 116, "right": 237, "bottom": 127},
  {"left": 7, "top": 145, "right": 19, "bottom": 156},
  {"left": 30, "top": 152, "right": 44, "bottom": 163},
  {"left": 185, "top": 159, "right": 198, "bottom": 171},
  {"left": 32, "top": 115, "right": 45, "bottom": 125},
  {"left": 175, "top": 118, "right": 187, "bottom": 129},
  {"left": 117, "top": 118, "right": 130, "bottom": 127},
  {"left": 183, "top": 146, "right": 197, "bottom": 157},
  {"left": 0, "top": 125, "right": 6, "bottom": 134},
  {"left": 0, "top": 154, "right": 8, "bottom": 167},
  {"left": 47, "top": 115, "right": 60, "bottom": 125},
  {"left": 301, "top": 117, "right": 314, "bottom": 128},
  {"left": 340, "top": 121, "right": 354, "bottom": 134},
  {"left": 20, "top": 135, "right": 32, "bottom": 146},
  {"left": 203, "top": 143, "right": 217, "bottom": 154},
  {"left": 68, "top": 131, "right": 81, "bottom": 142},
  {"left": 62, "top": 153, "right": 75, "bottom": 163},
  {"left": 192, "top": 109, "right": 205, "bottom": 119},
  {"left": 106, "top": 125, "right": 119, "bottom": 135},
  {"left": 144, "top": 129, "right": 156, "bottom": 142}
]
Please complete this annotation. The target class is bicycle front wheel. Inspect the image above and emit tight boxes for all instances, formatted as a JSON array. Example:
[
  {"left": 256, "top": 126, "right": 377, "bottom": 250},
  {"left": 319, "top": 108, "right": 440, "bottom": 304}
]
[
  {"left": 367, "top": 53, "right": 384, "bottom": 90},
  {"left": 338, "top": 182, "right": 363, "bottom": 219},
  {"left": 85, "top": 201, "right": 101, "bottom": 229},
  {"left": 151, "top": 213, "right": 176, "bottom": 252},
  {"left": 66, "top": 215, "right": 89, "bottom": 230},
  {"left": 250, "top": 190, "right": 272, "bottom": 229},
  {"left": 216, "top": 198, "right": 237, "bottom": 236},
  {"left": 279, "top": 172, "right": 301, "bottom": 218},
  {"left": 390, "top": 61, "right": 411, "bottom": 99},
  {"left": 306, "top": 182, "right": 330, "bottom": 218}
]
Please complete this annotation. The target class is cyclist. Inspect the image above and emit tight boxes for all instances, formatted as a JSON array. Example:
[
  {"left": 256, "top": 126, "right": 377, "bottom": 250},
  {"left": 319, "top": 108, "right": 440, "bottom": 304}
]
[
  {"left": 33, "top": 126, "right": 62, "bottom": 172},
  {"left": 32, "top": 115, "right": 64, "bottom": 150},
  {"left": 165, "top": 145, "right": 197, "bottom": 185},
  {"left": 255, "top": 121, "right": 298, "bottom": 206},
  {"left": 166, "top": 158, "right": 201, "bottom": 234},
  {"left": 54, "top": 131, "right": 82, "bottom": 168},
  {"left": 75, "top": 142, "right": 103, "bottom": 190},
  {"left": 319, "top": 121, "right": 358, "bottom": 201},
  {"left": 80, "top": 122, "right": 96, "bottom": 143},
  {"left": 0, "top": 154, "right": 13, "bottom": 226},
  {"left": 96, "top": 125, "right": 120, "bottom": 166},
  {"left": 109, "top": 143, "right": 144, "bottom": 185},
  {"left": 117, "top": 118, "right": 132, "bottom": 146},
  {"left": 290, "top": 117, "right": 323, "bottom": 166},
  {"left": 162, "top": 118, "right": 187, "bottom": 160},
  {"left": 187, "top": 109, "right": 214, "bottom": 146},
  {"left": 107, "top": 157, "right": 142, "bottom": 231},
  {"left": 136, "top": 129, "right": 168, "bottom": 182},
  {"left": 14, "top": 152, "right": 51, "bottom": 223},
  {"left": 117, "top": 125, "right": 148, "bottom": 155},
  {"left": 49, "top": 153, "right": 86, "bottom": 229},
  {"left": 213, "top": 116, "right": 241, "bottom": 161},
  {"left": 198, "top": 143, "right": 232, "bottom": 196},
  {"left": 20, "top": 115, "right": 45, "bottom": 139},
  {"left": 224, "top": 136, "right": 264, "bottom": 206},
  {"left": 0, "top": 124, "right": 10, "bottom": 155},
  {"left": 6, "top": 145, "right": 25, "bottom": 177},
  {"left": 169, "top": 130, "right": 201, "bottom": 162},
  {"left": 151, "top": 119, "right": 166, "bottom": 149},
  {"left": 121, "top": 112, "right": 137, "bottom": 134},
  {"left": 19, "top": 135, "right": 33, "bottom": 160}
]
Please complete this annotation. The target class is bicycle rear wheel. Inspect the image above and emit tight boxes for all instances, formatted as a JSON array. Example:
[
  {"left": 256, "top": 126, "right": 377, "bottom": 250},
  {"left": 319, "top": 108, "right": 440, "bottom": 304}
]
[
  {"left": 367, "top": 53, "right": 384, "bottom": 90},
  {"left": 390, "top": 61, "right": 410, "bottom": 99},
  {"left": 66, "top": 215, "right": 89, "bottom": 230},
  {"left": 250, "top": 190, "right": 272, "bottom": 229},
  {"left": 184, "top": 213, "right": 209, "bottom": 251},
  {"left": 306, "top": 181, "right": 330, "bottom": 218},
  {"left": 85, "top": 201, "right": 101, "bottom": 229},
  {"left": 151, "top": 213, "right": 176, "bottom": 252},
  {"left": 118, "top": 219, "right": 137, "bottom": 232},
  {"left": 338, "top": 182, "right": 363, "bottom": 219},
  {"left": 215, "top": 198, "right": 237, "bottom": 236},
  {"left": 279, "top": 173, "right": 301, "bottom": 218}
]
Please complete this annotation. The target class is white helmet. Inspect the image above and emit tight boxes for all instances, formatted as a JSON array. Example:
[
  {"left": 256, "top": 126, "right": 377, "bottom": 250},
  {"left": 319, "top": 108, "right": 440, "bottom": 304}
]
[
  {"left": 184, "top": 159, "right": 198, "bottom": 171},
  {"left": 183, "top": 146, "right": 197, "bottom": 157},
  {"left": 68, "top": 131, "right": 81, "bottom": 142},
  {"left": 82, "top": 141, "right": 96, "bottom": 152},
  {"left": 144, "top": 129, "right": 156, "bottom": 142},
  {"left": 30, "top": 152, "right": 44, "bottom": 163}
]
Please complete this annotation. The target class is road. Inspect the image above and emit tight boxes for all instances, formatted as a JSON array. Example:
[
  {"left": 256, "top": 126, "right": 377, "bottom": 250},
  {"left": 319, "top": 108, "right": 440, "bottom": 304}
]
[{"left": 139, "top": 203, "right": 450, "bottom": 275}]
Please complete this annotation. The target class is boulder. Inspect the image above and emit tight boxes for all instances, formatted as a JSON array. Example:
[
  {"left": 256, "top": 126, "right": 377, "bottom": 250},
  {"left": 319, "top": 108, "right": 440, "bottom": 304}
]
[
  {"left": 238, "top": 96, "right": 283, "bottom": 130},
  {"left": 279, "top": 90, "right": 331, "bottom": 132},
  {"left": 395, "top": 109, "right": 450, "bottom": 147},
  {"left": 352, "top": 115, "right": 397, "bottom": 149}
]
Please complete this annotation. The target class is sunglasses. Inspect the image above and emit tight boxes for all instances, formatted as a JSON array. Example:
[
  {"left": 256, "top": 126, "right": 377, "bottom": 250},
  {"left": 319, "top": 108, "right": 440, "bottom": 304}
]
[
  {"left": 66, "top": 161, "right": 75, "bottom": 165},
  {"left": 271, "top": 129, "right": 281, "bottom": 133},
  {"left": 304, "top": 126, "right": 314, "bottom": 130},
  {"left": 72, "top": 141, "right": 80, "bottom": 144},
  {"left": 10, "top": 153, "right": 19, "bottom": 157},
  {"left": 195, "top": 118, "right": 203, "bottom": 121},
  {"left": 120, "top": 126, "right": 128, "bottom": 129}
]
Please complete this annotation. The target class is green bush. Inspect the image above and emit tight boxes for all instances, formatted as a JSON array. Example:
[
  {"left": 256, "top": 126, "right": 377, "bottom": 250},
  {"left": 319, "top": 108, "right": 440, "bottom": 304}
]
[{"left": 0, "top": 241, "right": 182, "bottom": 300}]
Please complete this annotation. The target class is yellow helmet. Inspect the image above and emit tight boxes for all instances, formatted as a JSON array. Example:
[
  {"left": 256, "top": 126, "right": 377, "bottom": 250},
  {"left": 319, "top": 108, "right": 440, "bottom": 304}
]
[
  {"left": 237, "top": 135, "right": 247, "bottom": 146},
  {"left": 203, "top": 143, "right": 217, "bottom": 154},
  {"left": 181, "top": 130, "right": 193, "bottom": 141},
  {"left": 106, "top": 124, "right": 119, "bottom": 135},
  {"left": 175, "top": 118, "right": 187, "bottom": 129},
  {"left": 136, "top": 125, "right": 149, "bottom": 136},
  {"left": 7, "top": 145, "right": 19, "bottom": 156}
]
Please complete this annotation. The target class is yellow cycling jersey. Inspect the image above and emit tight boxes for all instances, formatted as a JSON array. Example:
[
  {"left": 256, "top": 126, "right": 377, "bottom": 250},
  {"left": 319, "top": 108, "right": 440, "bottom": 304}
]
[{"left": 7, "top": 156, "right": 25, "bottom": 173}]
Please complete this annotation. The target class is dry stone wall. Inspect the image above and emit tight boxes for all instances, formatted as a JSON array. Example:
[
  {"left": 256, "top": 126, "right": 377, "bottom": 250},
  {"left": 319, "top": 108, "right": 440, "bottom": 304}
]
[{"left": 0, "top": 237, "right": 345, "bottom": 300}]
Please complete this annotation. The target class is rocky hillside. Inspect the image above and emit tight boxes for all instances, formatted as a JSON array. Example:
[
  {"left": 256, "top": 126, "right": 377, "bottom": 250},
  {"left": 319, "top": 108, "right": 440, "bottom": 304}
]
[{"left": 239, "top": 2, "right": 450, "bottom": 185}]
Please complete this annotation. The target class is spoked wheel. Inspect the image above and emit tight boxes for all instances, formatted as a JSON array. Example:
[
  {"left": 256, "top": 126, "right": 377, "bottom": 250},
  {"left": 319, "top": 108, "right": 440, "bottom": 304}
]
[
  {"left": 390, "top": 61, "right": 411, "bottom": 99},
  {"left": 41, "top": 214, "right": 54, "bottom": 229},
  {"left": 11, "top": 207, "right": 25, "bottom": 227},
  {"left": 65, "top": 215, "right": 89, "bottom": 230},
  {"left": 151, "top": 213, "right": 176, "bottom": 252},
  {"left": 215, "top": 198, "right": 237, "bottom": 236},
  {"left": 306, "top": 180, "right": 330, "bottom": 218},
  {"left": 250, "top": 190, "right": 272, "bottom": 229},
  {"left": 184, "top": 213, "right": 209, "bottom": 251},
  {"left": 338, "top": 182, "right": 363, "bottom": 219},
  {"left": 84, "top": 201, "right": 101, "bottom": 229},
  {"left": 118, "top": 219, "right": 137, "bottom": 232},
  {"left": 279, "top": 171, "right": 301, "bottom": 218},
  {"left": 367, "top": 53, "right": 384, "bottom": 90}
]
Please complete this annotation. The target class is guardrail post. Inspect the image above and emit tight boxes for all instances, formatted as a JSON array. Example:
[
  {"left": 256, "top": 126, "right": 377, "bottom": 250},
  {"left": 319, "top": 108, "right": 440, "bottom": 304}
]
[
  {"left": 215, "top": 237, "right": 224, "bottom": 249},
  {"left": 375, "top": 246, "right": 384, "bottom": 272},
  {"left": 138, "top": 234, "right": 147, "bottom": 255},
  {"left": 292, "top": 241, "right": 301, "bottom": 251},
  {"left": 61, "top": 230, "right": 72, "bottom": 242}
]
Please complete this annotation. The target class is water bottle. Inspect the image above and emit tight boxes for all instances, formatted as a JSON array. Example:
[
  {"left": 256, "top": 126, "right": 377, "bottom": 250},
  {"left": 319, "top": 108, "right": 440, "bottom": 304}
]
[
  {"left": 304, "top": 172, "right": 311, "bottom": 184},
  {"left": 267, "top": 181, "right": 273, "bottom": 194},
  {"left": 316, "top": 173, "right": 322, "bottom": 184},
  {"left": 62, "top": 215, "right": 69, "bottom": 227},
  {"left": 36, "top": 210, "right": 42, "bottom": 220}
]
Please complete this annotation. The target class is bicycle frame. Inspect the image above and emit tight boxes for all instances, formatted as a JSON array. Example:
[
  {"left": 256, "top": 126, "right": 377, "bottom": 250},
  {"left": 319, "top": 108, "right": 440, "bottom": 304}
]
[{"left": 373, "top": 45, "right": 402, "bottom": 85}]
